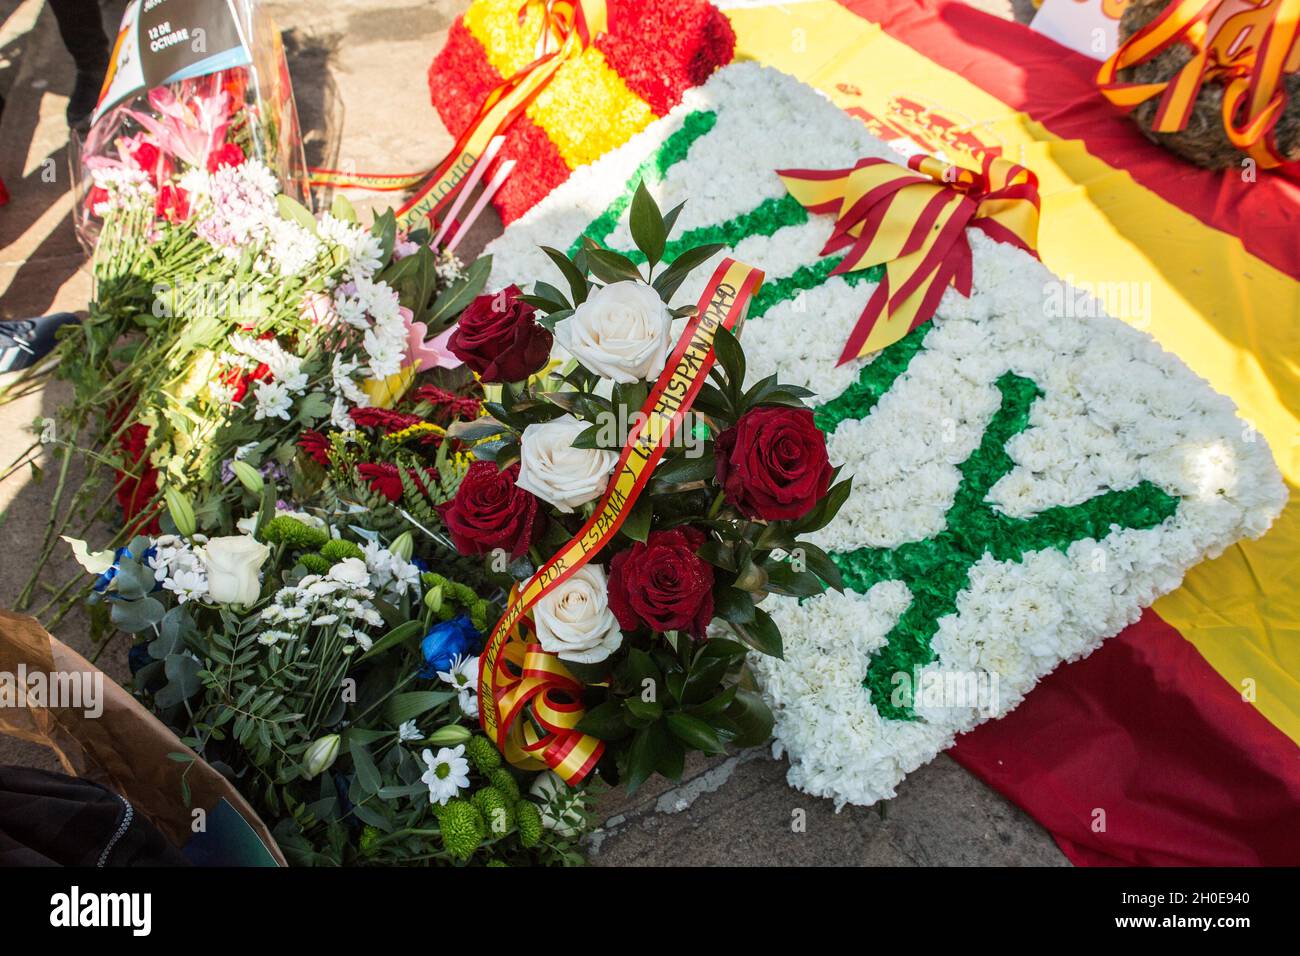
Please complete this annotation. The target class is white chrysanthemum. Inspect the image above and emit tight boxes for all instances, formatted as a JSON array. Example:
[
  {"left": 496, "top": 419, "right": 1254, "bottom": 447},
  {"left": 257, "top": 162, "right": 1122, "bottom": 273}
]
[
  {"left": 421, "top": 745, "right": 470, "bottom": 806},
  {"left": 252, "top": 380, "right": 292, "bottom": 421}
]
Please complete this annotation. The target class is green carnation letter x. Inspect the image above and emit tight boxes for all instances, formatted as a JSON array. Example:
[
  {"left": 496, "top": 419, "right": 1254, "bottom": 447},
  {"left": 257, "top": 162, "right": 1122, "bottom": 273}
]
[{"left": 571, "top": 110, "right": 1181, "bottom": 722}]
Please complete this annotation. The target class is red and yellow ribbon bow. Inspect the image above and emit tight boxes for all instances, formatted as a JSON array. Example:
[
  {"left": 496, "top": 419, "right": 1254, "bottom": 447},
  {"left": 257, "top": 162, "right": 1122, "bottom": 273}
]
[
  {"left": 1097, "top": 0, "right": 1300, "bottom": 167},
  {"left": 489, "top": 611, "right": 604, "bottom": 784},
  {"left": 778, "top": 152, "right": 1040, "bottom": 364}
]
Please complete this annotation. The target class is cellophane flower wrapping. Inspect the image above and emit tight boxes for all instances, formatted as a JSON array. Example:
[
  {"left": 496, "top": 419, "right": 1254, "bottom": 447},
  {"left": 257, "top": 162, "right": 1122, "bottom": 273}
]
[{"left": 73, "top": 0, "right": 309, "bottom": 255}]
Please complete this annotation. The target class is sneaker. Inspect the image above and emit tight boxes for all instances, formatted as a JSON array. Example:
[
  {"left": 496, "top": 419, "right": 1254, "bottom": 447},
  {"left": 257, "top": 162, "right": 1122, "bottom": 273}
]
[{"left": 0, "top": 314, "right": 79, "bottom": 372}]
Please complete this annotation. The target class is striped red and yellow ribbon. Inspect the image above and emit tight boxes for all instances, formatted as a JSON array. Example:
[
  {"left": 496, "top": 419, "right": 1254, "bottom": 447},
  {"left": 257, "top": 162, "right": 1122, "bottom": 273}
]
[
  {"left": 478, "top": 257, "right": 765, "bottom": 784},
  {"left": 306, "top": 168, "right": 430, "bottom": 192},
  {"left": 393, "top": 0, "right": 608, "bottom": 229},
  {"left": 1097, "top": 0, "right": 1300, "bottom": 167},
  {"left": 488, "top": 608, "right": 605, "bottom": 781},
  {"left": 779, "top": 152, "right": 1040, "bottom": 363}
]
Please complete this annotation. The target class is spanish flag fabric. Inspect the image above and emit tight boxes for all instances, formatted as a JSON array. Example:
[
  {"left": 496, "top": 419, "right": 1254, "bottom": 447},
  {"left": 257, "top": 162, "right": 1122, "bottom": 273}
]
[{"left": 726, "top": 0, "right": 1299, "bottom": 865}]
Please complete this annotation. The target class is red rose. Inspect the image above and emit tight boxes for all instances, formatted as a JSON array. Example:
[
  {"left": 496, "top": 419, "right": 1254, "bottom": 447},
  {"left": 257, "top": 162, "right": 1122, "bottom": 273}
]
[
  {"left": 607, "top": 527, "right": 714, "bottom": 637},
  {"left": 437, "top": 461, "right": 542, "bottom": 559},
  {"left": 447, "top": 285, "right": 552, "bottom": 383},
  {"left": 715, "top": 407, "right": 832, "bottom": 521},
  {"left": 206, "top": 143, "right": 245, "bottom": 172}
]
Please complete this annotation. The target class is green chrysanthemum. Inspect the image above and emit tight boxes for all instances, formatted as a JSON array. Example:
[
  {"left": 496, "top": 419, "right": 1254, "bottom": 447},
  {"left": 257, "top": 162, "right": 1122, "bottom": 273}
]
[
  {"left": 488, "top": 767, "right": 521, "bottom": 803},
  {"left": 515, "top": 801, "right": 543, "bottom": 848},
  {"left": 464, "top": 735, "right": 502, "bottom": 773},
  {"left": 299, "top": 553, "right": 331, "bottom": 575},
  {"left": 359, "top": 825, "right": 382, "bottom": 854},
  {"left": 260, "top": 515, "right": 330, "bottom": 551},
  {"left": 438, "top": 799, "right": 485, "bottom": 861},
  {"left": 471, "top": 786, "right": 516, "bottom": 836},
  {"left": 320, "top": 538, "right": 365, "bottom": 563}
]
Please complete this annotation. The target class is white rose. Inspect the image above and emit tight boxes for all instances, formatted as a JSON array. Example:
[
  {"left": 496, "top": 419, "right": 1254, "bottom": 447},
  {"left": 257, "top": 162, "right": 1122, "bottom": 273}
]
[
  {"left": 531, "top": 564, "right": 622, "bottom": 664},
  {"left": 516, "top": 414, "right": 618, "bottom": 513},
  {"left": 328, "top": 557, "right": 370, "bottom": 588},
  {"left": 553, "top": 280, "right": 672, "bottom": 383},
  {"left": 198, "top": 535, "right": 271, "bottom": 605}
]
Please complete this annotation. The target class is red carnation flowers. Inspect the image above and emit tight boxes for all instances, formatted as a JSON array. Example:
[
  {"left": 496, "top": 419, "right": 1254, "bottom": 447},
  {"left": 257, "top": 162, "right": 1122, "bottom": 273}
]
[{"left": 357, "top": 463, "right": 439, "bottom": 503}]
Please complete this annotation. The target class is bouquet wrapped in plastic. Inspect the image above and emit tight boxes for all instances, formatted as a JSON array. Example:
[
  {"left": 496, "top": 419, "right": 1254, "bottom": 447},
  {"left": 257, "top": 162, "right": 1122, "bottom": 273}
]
[{"left": 74, "top": 0, "right": 309, "bottom": 253}]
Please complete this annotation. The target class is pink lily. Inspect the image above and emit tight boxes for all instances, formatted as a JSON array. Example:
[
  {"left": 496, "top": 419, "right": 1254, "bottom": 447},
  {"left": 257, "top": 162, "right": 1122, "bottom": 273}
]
[
  {"left": 127, "top": 88, "right": 232, "bottom": 170},
  {"left": 404, "top": 309, "right": 462, "bottom": 372}
]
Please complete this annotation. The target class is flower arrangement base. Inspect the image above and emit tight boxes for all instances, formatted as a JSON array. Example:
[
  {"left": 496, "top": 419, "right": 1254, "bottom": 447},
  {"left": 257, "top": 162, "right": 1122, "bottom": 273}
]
[
  {"left": 426, "top": 0, "right": 735, "bottom": 224},
  {"left": 483, "top": 62, "right": 1288, "bottom": 807},
  {"left": 1112, "top": 0, "right": 1300, "bottom": 169}
]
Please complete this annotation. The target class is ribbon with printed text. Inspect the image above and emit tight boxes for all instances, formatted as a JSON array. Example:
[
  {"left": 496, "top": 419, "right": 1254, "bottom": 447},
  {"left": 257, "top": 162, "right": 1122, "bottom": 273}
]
[{"left": 478, "top": 257, "right": 765, "bottom": 784}]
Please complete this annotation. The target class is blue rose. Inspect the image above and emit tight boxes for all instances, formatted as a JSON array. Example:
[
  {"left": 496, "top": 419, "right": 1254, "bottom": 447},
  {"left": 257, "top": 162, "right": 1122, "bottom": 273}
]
[
  {"left": 418, "top": 615, "right": 482, "bottom": 678},
  {"left": 93, "top": 544, "right": 157, "bottom": 597}
]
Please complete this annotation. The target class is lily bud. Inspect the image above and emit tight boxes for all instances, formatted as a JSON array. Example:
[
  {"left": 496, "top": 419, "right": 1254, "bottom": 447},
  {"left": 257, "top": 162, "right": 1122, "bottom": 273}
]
[
  {"left": 230, "top": 460, "right": 264, "bottom": 494},
  {"left": 423, "top": 724, "right": 472, "bottom": 747},
  {"left": 163, "top": 488, "right": 197, "bottom": 537},
  {"left": 390, "top": 530, "right": 414, "bottom": 562},
  {"left": 424, "top": 584, "right": 444, "bottom": 614},
  {"left": 303, "top": 734, "right": 341, "bottom": 779}
]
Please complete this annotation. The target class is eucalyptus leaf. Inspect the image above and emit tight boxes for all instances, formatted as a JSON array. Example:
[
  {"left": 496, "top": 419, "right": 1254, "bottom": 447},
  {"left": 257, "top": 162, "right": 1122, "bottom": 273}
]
[
  {"left": 163, "top": 652, "right": 202, "bottom": 698},
  {"left": 383, "top": 690, "right": 455, "bottom": 726},
  {"left": 110, "top": 595, "right": 165, "bottom": 633},
  {"left": 349, "top": 739, "right": 383, "bottom": 796}
]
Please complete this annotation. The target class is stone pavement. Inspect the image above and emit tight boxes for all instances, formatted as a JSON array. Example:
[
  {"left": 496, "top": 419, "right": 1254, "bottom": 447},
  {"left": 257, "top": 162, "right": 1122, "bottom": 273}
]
[{"left": 0, "top": 0, "right": 1067, "bottom": 866}]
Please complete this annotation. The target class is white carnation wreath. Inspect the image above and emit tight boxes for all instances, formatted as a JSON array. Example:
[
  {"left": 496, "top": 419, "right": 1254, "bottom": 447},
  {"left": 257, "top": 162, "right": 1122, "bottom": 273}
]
[{"left": 484, "top": 63, "right": 1287, "bottom": 808}]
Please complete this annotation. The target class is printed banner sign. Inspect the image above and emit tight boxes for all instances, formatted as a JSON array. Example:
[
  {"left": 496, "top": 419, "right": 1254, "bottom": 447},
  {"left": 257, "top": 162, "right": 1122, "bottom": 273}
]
[
  {"left": 1030, "top": 0, "right": 1132, "bottom": 60},
  {"left": 95, "top": 0, "right": 251, "bottom": 124}
]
